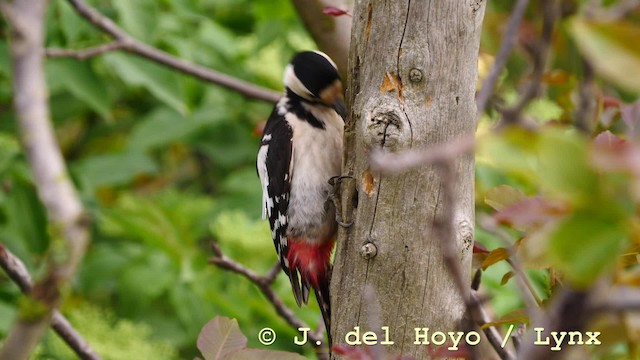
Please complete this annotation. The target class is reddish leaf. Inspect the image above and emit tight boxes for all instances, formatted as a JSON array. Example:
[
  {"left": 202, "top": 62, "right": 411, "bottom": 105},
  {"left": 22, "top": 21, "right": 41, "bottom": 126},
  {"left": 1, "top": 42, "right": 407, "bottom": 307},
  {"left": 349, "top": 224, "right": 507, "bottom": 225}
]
[
  {"left": 197, "top": 317, "right": 247, "bottom": 360},
  {"left": 481, "top": 247, "right": 510, "bottom": 270},
  {"left": 425, "top": 344, "right": 471, "bottom": 359},
  {"left": 601, "top": 95, "right": 622, "bottom": 109},
  {"left": 332, "top": 344, "right": 373, "bottom": 360},
  {"left": 593, "top": 130, "right": 626, "bottom": 148},
  {"left": 228, "top": 349, "right": 305, "bottom": 360},
  {"left": 473, "top": 242, "right": 490, "bottom": 254},
  {"left": 591, "top": 131, "right": 640, "bottom": 174},
  {"left": 493, "top": 197, "right": 570, "bottom": 230},
  {"left": 252, "top": 120, "right": 266, "bottom": 138},
  {"left": 322, "top": 6, "right": 351, "bottom": 17}
]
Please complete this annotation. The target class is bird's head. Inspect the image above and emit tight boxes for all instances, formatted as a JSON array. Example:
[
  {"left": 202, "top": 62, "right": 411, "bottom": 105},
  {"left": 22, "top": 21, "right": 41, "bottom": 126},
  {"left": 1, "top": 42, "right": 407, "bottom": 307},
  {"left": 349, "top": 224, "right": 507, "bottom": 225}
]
[{"left": 284, "top": 51, "right": 344, "bottom": 115}]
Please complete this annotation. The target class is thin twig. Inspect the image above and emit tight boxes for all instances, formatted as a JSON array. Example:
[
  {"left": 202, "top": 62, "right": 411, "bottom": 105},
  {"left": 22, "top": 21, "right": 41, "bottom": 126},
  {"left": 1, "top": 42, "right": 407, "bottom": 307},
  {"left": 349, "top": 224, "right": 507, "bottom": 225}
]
[
  {"left": 209, "top": 242, "right": 329, "bottom": 358},
  {"left": 574, "top": 58, "right": 595, "bottom": 134},
  {"left": 433, "top": 162, "right": 515, "bottom": 360},
  {"left": 470, "top": 291, "right": 513, "bottom": 360},
  {"left": 506, "top": 259, "right": 543, "bottom": 307},
  {"left": 46, "top": 41, "right": 126, "bottom": 60},
  {"left": 500, "top": 0, "right": 558, "bottom": 126},
  {"left": 590, "top": 286, "right": 640, "bottom": 312},
  {"left": 476, "top": 0, "right": 530, "bottom": 116},
  {"left": 0, "top": 244, "right": 101, "bottom": 360},
  {"left": 57, "top": 0, "right": 280, "bottom": 103},
  {"left": 517, "top": 288, "right": 592, "bottom": 360},
  {"left": 370, "top": 134, "right": 475, "bottom": 174},
  {"left": 477, "top": 215, "right": 543, "bottom": 313},
  {"left": 585, "top": 0, "right": 640, "bottom": 20}
]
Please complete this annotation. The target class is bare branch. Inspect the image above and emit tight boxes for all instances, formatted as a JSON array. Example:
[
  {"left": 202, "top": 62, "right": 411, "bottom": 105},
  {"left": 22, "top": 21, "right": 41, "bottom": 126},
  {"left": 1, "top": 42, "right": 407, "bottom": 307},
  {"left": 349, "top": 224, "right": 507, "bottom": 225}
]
[
  {"left": 369, "top": 134, "right": 475, "bottom": 174},
  {"left": 470, "top": 291, "right": 515, "bottom": 360},
  {"left": 58, "top": 0, "right": 280, "bottom": 103},
  {"left": 500, "top": 0, "right": 558, "bottom": 126},
  {"left": 477, "top": 215, "right": 544, "bottom": 328},
  {"left": 291, "top": 0, "right": 351, "bottom": 79},
  {"left": 46, "top": 41, "right": 126, "bottom": 60},
  {"left": 0, "top": 244, "right": 101, "bottom": 360},
  {"left": 1, "top": 0, "right": 90, "bottom": 358},
  {"left": 209, "top": 242, "right": 329, "bottom": 356},
  {"left": 517, "top": 288, "right": 592, "bottom": 360},
  {"left": 585, "top": 0, "right": 640, "bottom": 20},
  {"left": 476, "top": 0, "right": 530, "bottom": 116},
  {"left": 590, "top": 286, "right": 640, "bottom": 312},
  {"left": 574, "top": 58, "right": 596, "bottom": 134},
  {"left": 432, "top": 162, "right": 515, "bottom": 360}
]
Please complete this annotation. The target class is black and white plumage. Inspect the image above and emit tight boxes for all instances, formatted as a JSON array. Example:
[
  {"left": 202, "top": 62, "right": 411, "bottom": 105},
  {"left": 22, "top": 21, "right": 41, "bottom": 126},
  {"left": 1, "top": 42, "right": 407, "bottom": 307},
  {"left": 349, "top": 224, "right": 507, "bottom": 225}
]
[{"left": 256, "top": 51, "right": 344, "bottom": 338}]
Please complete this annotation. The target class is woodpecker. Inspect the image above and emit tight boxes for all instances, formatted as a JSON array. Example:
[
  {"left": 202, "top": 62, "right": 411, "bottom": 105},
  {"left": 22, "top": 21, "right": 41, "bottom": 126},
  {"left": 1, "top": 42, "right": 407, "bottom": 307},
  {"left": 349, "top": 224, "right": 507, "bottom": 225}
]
[{"left": 256, "top": 51, "right": 344, "bottom": 338}]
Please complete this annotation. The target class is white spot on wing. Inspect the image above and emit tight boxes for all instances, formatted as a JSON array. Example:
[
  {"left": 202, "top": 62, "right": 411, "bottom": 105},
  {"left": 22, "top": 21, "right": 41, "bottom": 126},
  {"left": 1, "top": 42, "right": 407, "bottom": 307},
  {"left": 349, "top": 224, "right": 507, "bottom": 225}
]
[{"left": 256, "top": 143, "right": 270, "bottom": 219}]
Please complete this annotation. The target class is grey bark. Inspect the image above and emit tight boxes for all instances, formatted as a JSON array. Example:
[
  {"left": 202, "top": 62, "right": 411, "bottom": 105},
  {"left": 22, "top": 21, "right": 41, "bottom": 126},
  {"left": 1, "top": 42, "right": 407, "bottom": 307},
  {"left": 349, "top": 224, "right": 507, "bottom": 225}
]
[{"left": 331, "top": 1, "right": 485, "bottom": 358}]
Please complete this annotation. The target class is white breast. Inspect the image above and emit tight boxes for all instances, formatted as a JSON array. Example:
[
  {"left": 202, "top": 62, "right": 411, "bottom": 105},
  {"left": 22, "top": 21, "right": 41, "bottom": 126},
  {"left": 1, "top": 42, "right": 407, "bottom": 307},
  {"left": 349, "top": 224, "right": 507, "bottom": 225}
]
[{"left": 286, "top": 105, "right": 343, "bottom": 240}]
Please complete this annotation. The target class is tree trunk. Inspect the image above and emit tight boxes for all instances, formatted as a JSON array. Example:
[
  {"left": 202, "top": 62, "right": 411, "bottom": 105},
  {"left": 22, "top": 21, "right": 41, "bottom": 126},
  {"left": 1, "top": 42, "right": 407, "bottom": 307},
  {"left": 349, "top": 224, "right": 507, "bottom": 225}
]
[{"left": 331, "top": 1, "right": 485, "bottom": 358}]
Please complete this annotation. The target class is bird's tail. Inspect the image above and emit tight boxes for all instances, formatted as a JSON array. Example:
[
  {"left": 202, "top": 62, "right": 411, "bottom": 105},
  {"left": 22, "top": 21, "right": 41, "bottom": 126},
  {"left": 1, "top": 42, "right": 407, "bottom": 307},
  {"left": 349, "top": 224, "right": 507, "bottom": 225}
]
[
  {"left": 314, "top": 274, "right": 332, "bottom": 347},
  {"left": 286, "top": 238, "right": 335, "bottom": 345}
]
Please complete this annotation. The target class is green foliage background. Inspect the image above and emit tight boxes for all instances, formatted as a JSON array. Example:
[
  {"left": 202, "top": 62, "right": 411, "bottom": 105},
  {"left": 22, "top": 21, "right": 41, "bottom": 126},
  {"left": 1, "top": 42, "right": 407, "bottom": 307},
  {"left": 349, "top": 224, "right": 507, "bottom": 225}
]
[
  {"left": 1, "top": 0, "right": 640, "bottom": 359},
  {"left": 0, "top": 0, "right": 320, "bottom": 358}
]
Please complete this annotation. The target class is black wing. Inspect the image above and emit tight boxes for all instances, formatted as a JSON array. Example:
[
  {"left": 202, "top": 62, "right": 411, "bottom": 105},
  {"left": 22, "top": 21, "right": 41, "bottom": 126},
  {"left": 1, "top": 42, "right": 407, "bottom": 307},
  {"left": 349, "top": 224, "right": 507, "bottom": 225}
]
[{"left": 256, "top": 106, "right": 300, "bottom": 288}]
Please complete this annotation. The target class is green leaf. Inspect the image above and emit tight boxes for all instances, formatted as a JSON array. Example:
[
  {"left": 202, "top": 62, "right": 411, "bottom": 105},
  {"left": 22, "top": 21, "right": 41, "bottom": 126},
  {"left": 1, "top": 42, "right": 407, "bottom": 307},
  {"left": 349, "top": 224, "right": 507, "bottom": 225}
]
[
  {"left": 170, "top": 282, "right": 210, "bottom": 337},
  {"left": 197, "top": 317, "right": 247, "bottom": 360},
  {"left": 112, "top": 0, "right": 158, "bottom": 43},
  {"left": 538, "top": 129, "right": 599, "bottom": 203},
  {"left": 55, "top": 0, "right": 92, "bottom": 43},
  {"left": 2, "top": 180, "right": 49, "bottom": 255},
  {"left": 35, "top": 304, "right": 178, "bottom": 360},
  {"left": 0, "top": 41, "right": 10, "bottom": 78},
  {"left": 570, "top": 18, "right": 640, "bottom": 92},
  {"left": 480, "top": 309, "right": 529, "bottom": 329},
  {"left": 477, "top": 128, "right": 540, "bottom": 185},
  {"left": 74, "top": 151, "right": 158, "bottom": 188},
  {"left": 548, "top": 211, "right": 626, "bottom": 288},
  {"left": 526, "top": 97, "right": 563, "bottom": 123},
  {"left": 485, "top": 185, "right": 526, "bottom": 211},
  {"left": 118, "top": 252, "right": 176, "bottom": 314},
  {"left": 77, "top": 243, "right": 131, "bottom": 295},
  {"left": 46, "top": 58, "right": 112, "bottom": 121},
  {"left": 127, "top": 106, "right": 218, "bottom": 152},
  {"left": 103, "top": 53, "right": 186, "bottom": 115},
  {"left": 198, "top": 20, "right": 240, "bottom": 60}
]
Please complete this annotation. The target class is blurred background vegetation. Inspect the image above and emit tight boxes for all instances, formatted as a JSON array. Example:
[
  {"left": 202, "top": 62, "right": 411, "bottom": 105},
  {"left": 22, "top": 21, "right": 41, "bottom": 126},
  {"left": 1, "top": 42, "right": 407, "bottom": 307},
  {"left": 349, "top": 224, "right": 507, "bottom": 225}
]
[{"left": 1, "top": 0, "right": 640, "bottom": 359}]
